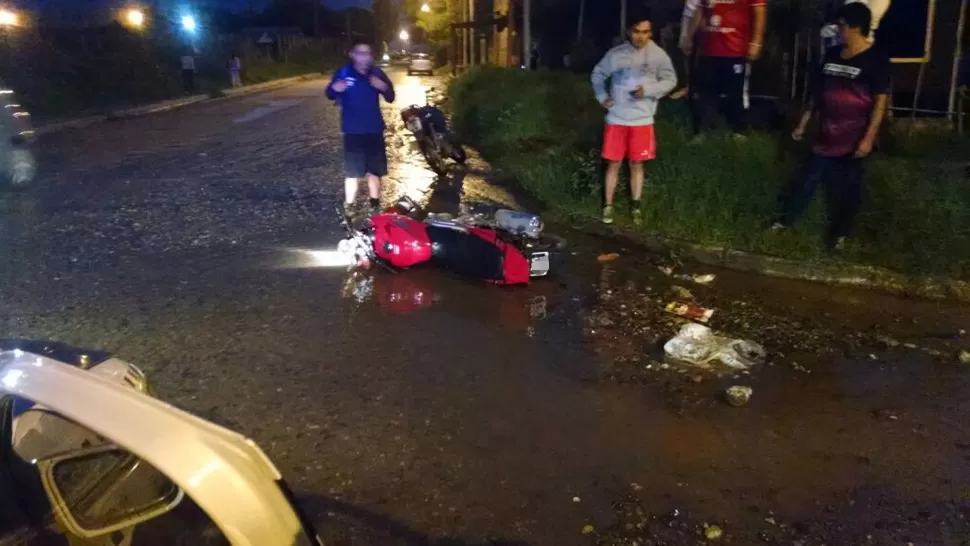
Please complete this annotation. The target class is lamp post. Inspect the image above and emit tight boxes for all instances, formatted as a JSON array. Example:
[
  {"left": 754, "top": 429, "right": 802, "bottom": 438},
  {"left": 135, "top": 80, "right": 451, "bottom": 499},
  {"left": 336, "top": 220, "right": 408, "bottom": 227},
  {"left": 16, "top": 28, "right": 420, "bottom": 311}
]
[{"left": 0, "top": 9, "right": 19, "bottom": 27}]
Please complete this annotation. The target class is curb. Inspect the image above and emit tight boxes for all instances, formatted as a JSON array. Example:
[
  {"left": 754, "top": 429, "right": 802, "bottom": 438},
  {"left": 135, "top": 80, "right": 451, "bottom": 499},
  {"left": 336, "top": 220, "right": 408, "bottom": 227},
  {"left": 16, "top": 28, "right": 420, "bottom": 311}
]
[
  {"left": 33, "top": 73, "right": 324, "bottom": 136},
  {"left": 573, "top": 218, "right": 970, "bottom": 304}
]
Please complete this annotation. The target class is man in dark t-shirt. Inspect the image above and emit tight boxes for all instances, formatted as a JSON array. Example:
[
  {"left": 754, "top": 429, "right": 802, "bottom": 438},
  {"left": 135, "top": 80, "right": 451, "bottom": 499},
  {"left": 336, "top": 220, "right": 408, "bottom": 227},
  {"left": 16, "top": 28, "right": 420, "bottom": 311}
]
[{"left": 772, "top": 2, "right": 890, "bottom": 250}]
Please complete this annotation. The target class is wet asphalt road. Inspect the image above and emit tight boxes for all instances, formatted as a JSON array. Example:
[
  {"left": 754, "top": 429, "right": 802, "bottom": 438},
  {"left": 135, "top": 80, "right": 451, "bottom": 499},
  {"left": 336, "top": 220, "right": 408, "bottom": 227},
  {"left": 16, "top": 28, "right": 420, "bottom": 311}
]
[{"left": 5, "top": 69, "right": 970, "bottom": 545}]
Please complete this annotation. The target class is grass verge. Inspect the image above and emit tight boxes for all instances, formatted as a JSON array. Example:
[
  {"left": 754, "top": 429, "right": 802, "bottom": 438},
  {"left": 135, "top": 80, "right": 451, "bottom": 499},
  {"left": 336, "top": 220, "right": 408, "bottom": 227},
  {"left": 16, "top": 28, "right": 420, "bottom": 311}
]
[{"left": 448, "top": 66, "right": 970, "bottom": 279}]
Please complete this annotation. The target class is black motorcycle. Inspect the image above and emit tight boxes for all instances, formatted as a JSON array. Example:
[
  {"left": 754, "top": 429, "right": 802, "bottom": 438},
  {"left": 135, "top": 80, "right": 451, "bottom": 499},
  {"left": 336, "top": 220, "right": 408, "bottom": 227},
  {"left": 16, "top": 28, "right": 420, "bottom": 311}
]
[{"left": 401, "top": 88, "right": 466, "bottom": 176}]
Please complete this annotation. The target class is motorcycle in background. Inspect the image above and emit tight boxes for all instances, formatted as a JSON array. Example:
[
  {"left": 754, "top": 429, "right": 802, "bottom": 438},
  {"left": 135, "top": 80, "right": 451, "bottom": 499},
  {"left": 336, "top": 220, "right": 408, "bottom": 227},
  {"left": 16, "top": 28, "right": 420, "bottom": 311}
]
[{"left": 401, "top": 87, "right": 466, "bottom": 176}]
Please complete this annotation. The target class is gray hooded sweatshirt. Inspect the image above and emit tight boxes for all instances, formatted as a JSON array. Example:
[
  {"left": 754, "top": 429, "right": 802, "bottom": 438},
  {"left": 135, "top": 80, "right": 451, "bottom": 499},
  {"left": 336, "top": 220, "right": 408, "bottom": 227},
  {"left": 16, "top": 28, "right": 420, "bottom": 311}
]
[{"left": 591, "top": 41, "right": 677, "bottom": 127}]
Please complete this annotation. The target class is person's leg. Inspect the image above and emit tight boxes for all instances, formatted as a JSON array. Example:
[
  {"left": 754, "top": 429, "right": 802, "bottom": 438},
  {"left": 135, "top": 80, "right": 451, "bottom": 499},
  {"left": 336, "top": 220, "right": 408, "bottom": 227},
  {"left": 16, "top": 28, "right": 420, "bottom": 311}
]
[
  {"left": 364, "top": 133, "right": 389, "bottom": 211},
  {"left": 826, "top": 156, "right": 864, "bottom": 247},
  {"left": 604, "top": 161, "right": 622, "bottom": 206},
  {"left": 690, "top": 56, "right": 718, "bottom": 137},
  {"left": 343, "top": 134, "right": 367, "bottom": 210},
  {"left": 629, "top": 162, "right": 644, "bottom": 201},
  {"left": 627, "top": 124, "right": 656, "bottom": 226},
  {"left": 723, "top": 58, "right": 750, "bottom": 136},
  {"left": 345, "top": 178, "right": 360, "bottom": 205},
  {"left": 776, "top": 154, "right": 832, "bottom": 228},
  {"left": 601, "top": 124, "right": 628, "bottom": 224}
]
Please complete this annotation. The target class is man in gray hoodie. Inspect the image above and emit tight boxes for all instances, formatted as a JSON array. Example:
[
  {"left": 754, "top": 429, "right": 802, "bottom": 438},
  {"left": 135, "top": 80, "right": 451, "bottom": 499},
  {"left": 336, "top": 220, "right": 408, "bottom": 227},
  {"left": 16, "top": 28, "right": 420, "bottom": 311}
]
[{"left": 592, "top": 15, "right": 678, "bottom": 225}]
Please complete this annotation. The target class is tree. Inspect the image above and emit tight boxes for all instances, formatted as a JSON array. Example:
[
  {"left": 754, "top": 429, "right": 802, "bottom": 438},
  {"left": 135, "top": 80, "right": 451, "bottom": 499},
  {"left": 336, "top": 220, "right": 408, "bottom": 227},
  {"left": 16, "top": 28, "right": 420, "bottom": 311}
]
[
  {"left": 403, "top": 0, "right": 455, "bottom": 48},
  {"left": 372, "top": 0, "right": 398, "bottom": 45}
]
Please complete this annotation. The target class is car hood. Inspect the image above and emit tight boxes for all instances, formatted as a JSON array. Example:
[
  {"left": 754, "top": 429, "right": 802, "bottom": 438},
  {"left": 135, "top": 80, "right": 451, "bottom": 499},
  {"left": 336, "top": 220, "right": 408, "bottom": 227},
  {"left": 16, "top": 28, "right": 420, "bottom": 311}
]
[{"left": 0, "top": 339, "right": 115, "bottom": 417}]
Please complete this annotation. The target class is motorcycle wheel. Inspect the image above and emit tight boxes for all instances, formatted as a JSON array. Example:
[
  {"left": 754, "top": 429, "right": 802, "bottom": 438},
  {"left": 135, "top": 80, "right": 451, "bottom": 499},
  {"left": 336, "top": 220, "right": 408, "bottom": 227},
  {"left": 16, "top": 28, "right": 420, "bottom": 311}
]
[
  {"left": 419, "top": 137, "right": 448, "bottom": 176},
  {"left": 449, "top": 141, "right": 467, "bottom": 164},
  {"left": 521, "top": 234, "right": 567, "bottom": 253}
]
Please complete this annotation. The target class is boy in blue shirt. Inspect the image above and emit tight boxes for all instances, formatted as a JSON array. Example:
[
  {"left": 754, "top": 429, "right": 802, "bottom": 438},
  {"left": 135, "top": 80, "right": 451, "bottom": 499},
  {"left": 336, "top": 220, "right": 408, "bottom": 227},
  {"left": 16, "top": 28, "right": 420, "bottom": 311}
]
[{"left": 326, "top": 41, "right": 396, "bottom": 215}]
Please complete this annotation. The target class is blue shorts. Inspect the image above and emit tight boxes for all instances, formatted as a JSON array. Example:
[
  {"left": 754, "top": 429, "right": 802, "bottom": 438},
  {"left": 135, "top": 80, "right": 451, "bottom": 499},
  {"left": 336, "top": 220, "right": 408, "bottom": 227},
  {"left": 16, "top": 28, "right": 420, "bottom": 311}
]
[{"left": 343, "top": 133, "right": 388, "bottom": 178}]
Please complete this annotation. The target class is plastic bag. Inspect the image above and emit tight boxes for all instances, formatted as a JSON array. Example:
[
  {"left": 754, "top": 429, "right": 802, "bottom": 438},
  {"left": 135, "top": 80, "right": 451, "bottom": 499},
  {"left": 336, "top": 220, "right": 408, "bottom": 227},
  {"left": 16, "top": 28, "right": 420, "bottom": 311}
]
[{"left": 663, "top": 324, "right": 765, "bottom": 370}]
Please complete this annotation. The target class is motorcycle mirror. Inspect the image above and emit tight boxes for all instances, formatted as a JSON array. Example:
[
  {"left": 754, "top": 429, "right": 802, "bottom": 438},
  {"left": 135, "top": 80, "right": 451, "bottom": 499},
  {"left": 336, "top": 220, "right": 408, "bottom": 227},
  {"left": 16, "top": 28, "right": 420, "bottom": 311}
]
[{"left": 395, "top": 196, "right": 418, "bottom": 214}]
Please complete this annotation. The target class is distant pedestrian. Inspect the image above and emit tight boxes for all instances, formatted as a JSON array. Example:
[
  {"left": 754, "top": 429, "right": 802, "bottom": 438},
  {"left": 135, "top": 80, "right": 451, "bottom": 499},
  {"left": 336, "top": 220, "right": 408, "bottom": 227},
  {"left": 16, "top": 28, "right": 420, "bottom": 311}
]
[
  {"left": 684, "top": 0, "right": 766, "bottom": 139},
  {"left": 228, "top": 53, "right": 242, "bottom": 88},
  {"left": 591, "top": 14, "right": 677, "bottom": 226},
  {"left": 326, "top": 40, "right": 396, "bottom": 216},
  {"left": 181, "top": 52, "right": 196, "bottom": 94},
  {"left": 772, "top": 3, "right": 890, "bottom": 250}
]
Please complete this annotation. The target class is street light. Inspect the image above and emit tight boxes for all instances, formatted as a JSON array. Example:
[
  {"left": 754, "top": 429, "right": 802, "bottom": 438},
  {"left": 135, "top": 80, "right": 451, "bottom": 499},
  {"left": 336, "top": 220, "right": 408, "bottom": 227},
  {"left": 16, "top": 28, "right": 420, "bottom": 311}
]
[
  {"left": 125, "top": 8, "right": 145, "bottom": 28},
  {"left": 399, "top": 29, "right": 409, "bottom": 42},
  {"left": 0, "top": 9, "right": 19, "bottom": 27},
  {"left": 181, "top": 15, "right": 196, "bottom": 32},
  {"left": 421, "top": 3, "right": 431, "bottom": 12}
]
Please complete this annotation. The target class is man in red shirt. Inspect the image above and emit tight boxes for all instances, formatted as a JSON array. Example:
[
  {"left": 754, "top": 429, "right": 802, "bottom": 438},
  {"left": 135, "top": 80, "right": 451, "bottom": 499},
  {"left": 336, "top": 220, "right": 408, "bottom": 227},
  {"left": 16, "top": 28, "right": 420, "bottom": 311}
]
[{"left": 684, "top": 0, "right": 766, "bottom": 139}]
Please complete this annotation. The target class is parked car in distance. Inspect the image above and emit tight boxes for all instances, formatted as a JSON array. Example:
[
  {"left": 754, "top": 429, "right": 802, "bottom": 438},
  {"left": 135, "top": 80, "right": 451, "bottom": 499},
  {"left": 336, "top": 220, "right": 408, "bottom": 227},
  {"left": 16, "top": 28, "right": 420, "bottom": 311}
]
[{"left": 407, "top": 53, "right": 434, "bottom": 76}]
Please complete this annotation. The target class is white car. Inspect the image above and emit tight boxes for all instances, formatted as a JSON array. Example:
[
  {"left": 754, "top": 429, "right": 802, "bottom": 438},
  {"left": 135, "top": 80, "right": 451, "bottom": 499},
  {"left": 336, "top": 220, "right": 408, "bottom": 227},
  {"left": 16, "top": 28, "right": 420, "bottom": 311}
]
[
  {"left": 407, "top": 53, "right": 434, "bottom": 76},
  {"left": 0, "top": 341, "right": 323, "bottom": 546}
]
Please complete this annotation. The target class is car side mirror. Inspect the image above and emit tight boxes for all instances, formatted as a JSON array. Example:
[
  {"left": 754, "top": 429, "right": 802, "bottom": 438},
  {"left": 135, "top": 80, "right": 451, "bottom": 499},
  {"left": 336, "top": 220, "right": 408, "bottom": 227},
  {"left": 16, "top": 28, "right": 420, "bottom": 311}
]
[{"left": 36, "top": 444, "right": 183, "bottom": 539}]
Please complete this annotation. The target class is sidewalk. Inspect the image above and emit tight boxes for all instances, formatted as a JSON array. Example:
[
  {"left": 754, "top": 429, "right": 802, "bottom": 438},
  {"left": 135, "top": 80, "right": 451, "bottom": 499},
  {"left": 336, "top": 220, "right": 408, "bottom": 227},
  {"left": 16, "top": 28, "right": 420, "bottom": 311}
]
[{"left": 34, "top": 73, "right": 325, "bottom": 136}]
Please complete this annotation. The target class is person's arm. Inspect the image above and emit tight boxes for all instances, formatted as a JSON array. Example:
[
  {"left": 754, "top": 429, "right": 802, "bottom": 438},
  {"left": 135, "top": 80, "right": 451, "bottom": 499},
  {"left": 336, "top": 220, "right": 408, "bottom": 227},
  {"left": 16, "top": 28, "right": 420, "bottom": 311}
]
[
  {"left": 683, "top": 2, "right": 706, "bottom": 54},
  {"left": 855, "top": 95, "right": 888, "bottom": 157},
  {"left": 379, "top": 70, "right": 395, "bottom": 103},
  {"left": 855, "top": 56, "right": 892, "bottom": 157},
  {"left": 591, "top": 51, "right": 614, "bottom": 108},
  {"left": 793, "top": 54, "right": 827, "bottom": 141},
  {"left": 747, "top": 2, "right": 767, "bottom": 61},
  {"left": 640, "top": 50, "right": 679, "bottom": 98},
  {"left": 791, "top": 100, "right": 814, "bottom": 141},
  {"left": 325, "top": 70, "right": 344, "bottom": 101}
]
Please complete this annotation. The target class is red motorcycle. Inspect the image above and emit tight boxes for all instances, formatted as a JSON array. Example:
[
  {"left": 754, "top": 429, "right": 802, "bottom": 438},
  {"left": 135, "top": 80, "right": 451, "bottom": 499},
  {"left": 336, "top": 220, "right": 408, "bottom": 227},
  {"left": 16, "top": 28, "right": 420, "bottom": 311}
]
[{"left": 337, "top": 199, "right": 563, "bottom": 285}]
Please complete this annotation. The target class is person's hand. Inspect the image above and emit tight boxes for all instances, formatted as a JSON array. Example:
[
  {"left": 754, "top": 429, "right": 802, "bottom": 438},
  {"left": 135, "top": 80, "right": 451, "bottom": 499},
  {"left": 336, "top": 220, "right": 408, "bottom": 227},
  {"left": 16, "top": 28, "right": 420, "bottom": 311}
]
[
  {"left": 632, "top": 86, "right": 645, "bottom": 100},
  {"left": 747, "top": 42, "right": 763, "bottom": 61},
  {"left": 680, "top": 39, "right": 692, "bottom": 55},
  {"left": 854, "top": 138, "right": 874, "bottom": 158},
  {"left": 602, "top": 97, "right": 614, "bottom": 110},
  {"left": 369, "top": 76, "right": 389, "bottom": 92},
  {"left": 791, "top": 125, "right": 806, "bottom": 142},
  {"left": 331, "top": 79, "right": 348, "bottom": 93}
]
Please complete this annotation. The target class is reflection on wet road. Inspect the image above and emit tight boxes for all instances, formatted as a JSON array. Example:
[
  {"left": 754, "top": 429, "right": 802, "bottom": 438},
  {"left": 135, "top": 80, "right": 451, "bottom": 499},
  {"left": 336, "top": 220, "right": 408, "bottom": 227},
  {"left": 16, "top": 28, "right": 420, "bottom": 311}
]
[{"left": 2, "top": 69, "right": 970, "bottom": 544}]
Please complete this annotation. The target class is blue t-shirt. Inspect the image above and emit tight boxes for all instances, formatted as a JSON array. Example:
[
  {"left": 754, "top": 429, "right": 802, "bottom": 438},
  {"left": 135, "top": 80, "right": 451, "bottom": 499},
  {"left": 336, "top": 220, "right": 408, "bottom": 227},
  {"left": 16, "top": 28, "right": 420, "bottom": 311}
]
[{"left": 326, "top": 64, "right": 396, "bottom": 135}]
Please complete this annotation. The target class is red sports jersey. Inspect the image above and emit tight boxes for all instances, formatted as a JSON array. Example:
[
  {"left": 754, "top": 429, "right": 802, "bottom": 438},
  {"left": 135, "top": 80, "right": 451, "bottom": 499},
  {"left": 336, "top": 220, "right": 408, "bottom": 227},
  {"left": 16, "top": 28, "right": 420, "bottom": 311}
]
[{"left": 701, "top": 0, "right": 765, "bottom": 58}]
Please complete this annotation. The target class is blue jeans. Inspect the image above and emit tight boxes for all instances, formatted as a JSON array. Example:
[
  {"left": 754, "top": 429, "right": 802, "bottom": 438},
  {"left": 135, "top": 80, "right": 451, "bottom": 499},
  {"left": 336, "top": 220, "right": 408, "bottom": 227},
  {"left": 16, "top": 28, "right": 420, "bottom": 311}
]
[{"left": 778, "top": 153, "right": 864, "bottom": 241}]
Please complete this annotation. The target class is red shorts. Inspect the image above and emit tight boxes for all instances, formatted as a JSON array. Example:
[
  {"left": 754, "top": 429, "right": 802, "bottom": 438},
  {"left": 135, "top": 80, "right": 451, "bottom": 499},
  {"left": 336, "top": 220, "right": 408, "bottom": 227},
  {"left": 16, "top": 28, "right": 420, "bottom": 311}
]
[{"left": 602, "top": 124, "right": 657, "bottom": 162}]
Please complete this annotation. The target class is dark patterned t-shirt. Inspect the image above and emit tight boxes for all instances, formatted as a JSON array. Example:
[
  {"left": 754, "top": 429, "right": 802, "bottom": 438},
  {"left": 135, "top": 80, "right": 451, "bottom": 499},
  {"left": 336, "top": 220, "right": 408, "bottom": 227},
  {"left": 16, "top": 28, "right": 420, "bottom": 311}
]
[{"left": 813, "top": 47, "right": 891, "bottom": 157}]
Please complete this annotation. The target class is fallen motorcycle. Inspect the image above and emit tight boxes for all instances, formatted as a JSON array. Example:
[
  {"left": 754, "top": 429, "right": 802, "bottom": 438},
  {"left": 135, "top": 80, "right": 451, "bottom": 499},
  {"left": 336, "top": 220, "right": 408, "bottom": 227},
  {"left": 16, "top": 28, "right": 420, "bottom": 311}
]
[
  {"left": 401, "top": 88, "right": 466, "bottom": 176},
  {"left": 337, "top": 197, "right": 564, "bottom": 285}
]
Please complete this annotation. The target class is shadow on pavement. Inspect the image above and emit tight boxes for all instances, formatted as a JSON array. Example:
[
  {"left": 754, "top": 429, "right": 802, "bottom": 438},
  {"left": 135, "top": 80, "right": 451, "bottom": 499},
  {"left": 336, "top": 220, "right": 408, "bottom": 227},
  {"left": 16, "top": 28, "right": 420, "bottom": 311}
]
[
  {"left": 300, "top": 494, "right": 531, "bottom": 546},
  {"left": 425, "top": 169, "right": 465, "bottom": 217}
]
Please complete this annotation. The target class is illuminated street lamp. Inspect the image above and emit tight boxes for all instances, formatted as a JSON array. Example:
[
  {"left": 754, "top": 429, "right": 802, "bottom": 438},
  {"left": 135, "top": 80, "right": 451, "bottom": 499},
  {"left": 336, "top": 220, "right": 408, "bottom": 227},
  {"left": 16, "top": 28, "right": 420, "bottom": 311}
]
[
  {"left": 420, "top": 3, "right": 431, "bottom": 12},
  {"left": 181, "top": 15, "right": 196, "bottom": 32},
  {"left": 125, "top": 8, "right": 145, "bottom": 28},
  {"left": 0, "top": 9, "right": 19, "bottom": 27},
  {"left": 399, "top": 29, "right": 409, "bottom": 42}
]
